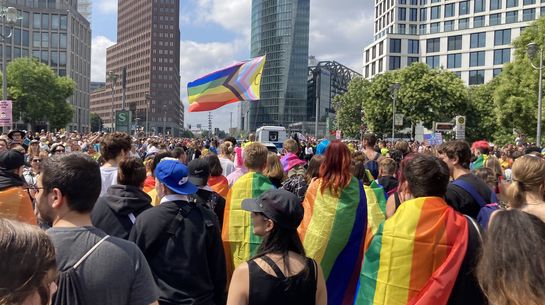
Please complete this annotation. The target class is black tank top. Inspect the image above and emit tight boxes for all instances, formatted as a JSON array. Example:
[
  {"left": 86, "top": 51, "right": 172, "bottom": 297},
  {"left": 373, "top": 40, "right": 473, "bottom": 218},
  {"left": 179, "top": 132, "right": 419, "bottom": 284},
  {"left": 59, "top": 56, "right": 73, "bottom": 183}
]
[{"left": 248, "top": 255, "right": 317, "bottom": 305}]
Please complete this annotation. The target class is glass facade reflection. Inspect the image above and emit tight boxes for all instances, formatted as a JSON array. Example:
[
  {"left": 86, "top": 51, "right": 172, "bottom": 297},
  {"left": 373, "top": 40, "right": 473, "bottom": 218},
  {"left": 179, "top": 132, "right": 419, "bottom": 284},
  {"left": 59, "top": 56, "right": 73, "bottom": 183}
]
[{"left": 244, "top": 0, "right": 310, "bottom": 131}]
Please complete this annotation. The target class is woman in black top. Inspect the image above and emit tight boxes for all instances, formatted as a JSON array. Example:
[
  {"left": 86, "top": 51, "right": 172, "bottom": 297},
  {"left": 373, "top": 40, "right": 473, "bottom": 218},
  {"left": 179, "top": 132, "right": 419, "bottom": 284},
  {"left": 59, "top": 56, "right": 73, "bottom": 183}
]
[{"left": 227, "top": 189, "right": 327, "bottom": 305}]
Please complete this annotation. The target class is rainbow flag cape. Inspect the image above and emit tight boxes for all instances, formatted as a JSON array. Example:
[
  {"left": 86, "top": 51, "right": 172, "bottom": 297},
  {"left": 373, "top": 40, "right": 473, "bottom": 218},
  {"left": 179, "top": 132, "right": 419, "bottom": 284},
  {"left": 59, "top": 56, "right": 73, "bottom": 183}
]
[
  {"left": 364, "top": 181, "right": 387, "bottom": 252},
  {"left": 222, "top": 172, "right": 274, "bottom": 277},
  {"left": 356, "top": 197, "right": 469, "bottom": 305},
  {"left": 0, "top": 187, "right": 37, "bottom": 225},
  {"left": 188, "top": 56, "right": 266, "bottom": 112},
  {"left": 299, "top": 177, "right": 367, "bottom": 305}
]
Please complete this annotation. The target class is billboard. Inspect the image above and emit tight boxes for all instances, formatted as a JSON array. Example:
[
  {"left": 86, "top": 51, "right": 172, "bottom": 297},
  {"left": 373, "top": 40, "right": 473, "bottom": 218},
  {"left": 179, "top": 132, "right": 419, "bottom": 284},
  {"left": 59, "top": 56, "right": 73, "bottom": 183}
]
[{"left": 0, "top": 100, "right": 12, "bottom": 127}]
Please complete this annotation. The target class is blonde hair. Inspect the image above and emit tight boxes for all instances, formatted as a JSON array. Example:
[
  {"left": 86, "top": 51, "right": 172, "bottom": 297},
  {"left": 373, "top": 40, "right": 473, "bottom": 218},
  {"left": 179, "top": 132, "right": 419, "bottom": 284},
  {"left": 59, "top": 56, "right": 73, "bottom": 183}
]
[
  {"left": 220, "top": 141, "right": 234, "bottom": 156},
  {"left": 283, "top": 139, "right": 299, "bottom": 154},
  {"left": 243, "top": 143, "right": 269, "bottom": 170},
  {"left": 485, "top": 156, "right": 502, "bottom": 179},
  {"left": 264, "top": 152, "right": 285, "bottom": 182},
  {"left": 507, "top": 154, "right": 545, "bottom": 208}
]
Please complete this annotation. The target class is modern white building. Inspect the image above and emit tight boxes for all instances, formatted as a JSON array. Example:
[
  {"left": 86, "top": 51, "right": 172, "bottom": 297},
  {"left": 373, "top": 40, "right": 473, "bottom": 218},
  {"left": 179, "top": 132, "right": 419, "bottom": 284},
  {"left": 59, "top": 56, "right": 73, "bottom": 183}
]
[{"left": 363, "top": 0, "right": 545, "bottom": 85}]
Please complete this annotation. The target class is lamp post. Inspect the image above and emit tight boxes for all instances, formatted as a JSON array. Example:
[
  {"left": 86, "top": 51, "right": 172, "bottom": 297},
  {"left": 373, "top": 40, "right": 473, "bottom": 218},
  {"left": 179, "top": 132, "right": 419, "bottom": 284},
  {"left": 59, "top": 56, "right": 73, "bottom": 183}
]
[
  {"left": 389, "top": 83, "right": 401, "bottom": 144},
  {"left": 107, "top": 71, "right": 118, "bottom": 132},
  {"left": 1, "top": 5, "right": 19, "bottom": 131},
  {"left": 162, "top": 104, "right": 167, "bottom": 136},
  {"left": 528, "top": 42, "right": 543, "bottom": 147},
  {"left": 145, "top": 93, "right": 152, "bottom": 136}
]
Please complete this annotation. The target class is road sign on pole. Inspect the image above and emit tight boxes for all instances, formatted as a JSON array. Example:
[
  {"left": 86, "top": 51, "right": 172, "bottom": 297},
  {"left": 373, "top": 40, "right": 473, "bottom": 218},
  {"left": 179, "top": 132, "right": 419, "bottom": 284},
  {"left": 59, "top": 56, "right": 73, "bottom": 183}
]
[{"left": 116, "top": 110, "right": 131, "bottom": 133}]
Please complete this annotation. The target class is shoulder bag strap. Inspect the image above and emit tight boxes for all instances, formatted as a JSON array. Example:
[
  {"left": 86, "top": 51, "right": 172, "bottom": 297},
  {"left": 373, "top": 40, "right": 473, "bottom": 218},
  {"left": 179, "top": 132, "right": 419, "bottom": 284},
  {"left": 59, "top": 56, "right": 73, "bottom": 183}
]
[
  {"left": 73, "top": 235, "right": 110, "bottom": 269},
  {"left": 166, "top": 202, "right": 194, "bottom": 236},
  {"left": 464, "top": 215, "right": 482, "bottom": 243},
  {"left": 260, "top": 255, "right": 286, "bottom": 280},
  {"left": 452, "top": 179, "right": 487, "bottom": 207}
]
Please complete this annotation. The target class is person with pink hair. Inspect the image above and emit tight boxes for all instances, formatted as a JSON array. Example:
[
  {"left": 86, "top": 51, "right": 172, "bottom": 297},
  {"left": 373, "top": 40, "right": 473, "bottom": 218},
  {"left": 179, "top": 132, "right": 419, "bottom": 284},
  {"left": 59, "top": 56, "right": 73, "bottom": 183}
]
[
  {"left": 471, "top": 140, "right": 491, "bottom": 170},
  {"left": 227, "top": 147, "right": 248, "bottom": 187}
]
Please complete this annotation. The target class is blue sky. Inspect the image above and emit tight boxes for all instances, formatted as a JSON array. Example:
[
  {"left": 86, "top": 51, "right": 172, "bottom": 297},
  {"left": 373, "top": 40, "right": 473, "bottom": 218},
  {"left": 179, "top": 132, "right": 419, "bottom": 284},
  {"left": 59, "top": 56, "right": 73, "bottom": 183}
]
[{"left": 90, "top": 0, "right": 374, "bottom": 130}]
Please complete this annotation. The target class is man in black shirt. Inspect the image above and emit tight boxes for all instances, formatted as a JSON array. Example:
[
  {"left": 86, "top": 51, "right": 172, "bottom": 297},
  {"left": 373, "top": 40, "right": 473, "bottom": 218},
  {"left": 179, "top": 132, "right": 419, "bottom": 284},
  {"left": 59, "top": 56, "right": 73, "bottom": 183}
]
[
  {"left": 188, "top": 158, "right": 226, "bottom": 229},
  {"left": 438, "top": 141, "right": 493, "bottom": 219},
  {"left": 129, "top": 159, "right": 226, "bottom": 305}
]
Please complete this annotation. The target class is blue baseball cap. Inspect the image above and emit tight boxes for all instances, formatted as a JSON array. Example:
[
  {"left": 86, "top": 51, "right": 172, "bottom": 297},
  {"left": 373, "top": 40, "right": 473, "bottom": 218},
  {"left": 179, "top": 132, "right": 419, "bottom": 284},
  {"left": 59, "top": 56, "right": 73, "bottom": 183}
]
[{"left": 155, "top": 159, "right": 198, "bottom": 195}]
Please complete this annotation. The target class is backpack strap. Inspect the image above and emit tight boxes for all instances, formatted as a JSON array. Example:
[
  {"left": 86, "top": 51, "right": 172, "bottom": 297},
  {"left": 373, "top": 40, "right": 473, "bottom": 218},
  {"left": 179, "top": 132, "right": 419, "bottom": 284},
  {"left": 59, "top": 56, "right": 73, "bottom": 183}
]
[
  {"left": 73, "top": 235, "right": 110, "bottom": 269},
  {"left": 373, "top": 153, "right": 380, "bottom": 161},
  {"left": 128, "top": 213, "right": 136, "bottom": 224},
  {"left": 166, "top": 201, "right": 194, "bottom": 237},
  {"left": 464, "top": 215, "right": 482, "bottom": 243},
  {"left": 451, "top": 179, "right": 487, "bottom": 207}
]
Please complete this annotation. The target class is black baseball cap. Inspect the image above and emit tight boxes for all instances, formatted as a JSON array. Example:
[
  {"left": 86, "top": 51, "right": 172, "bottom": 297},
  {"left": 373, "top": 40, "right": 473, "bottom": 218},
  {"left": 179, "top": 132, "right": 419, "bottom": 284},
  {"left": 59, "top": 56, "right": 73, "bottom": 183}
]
[
  {"left": 188, "top": 158, "right": 210, "bottom": 187},
  {"left": 242, "top": 189, "right": 304, "bottom": 230},
  {"left": 0, "top": 149, "right": 25, "bottom": 170}
]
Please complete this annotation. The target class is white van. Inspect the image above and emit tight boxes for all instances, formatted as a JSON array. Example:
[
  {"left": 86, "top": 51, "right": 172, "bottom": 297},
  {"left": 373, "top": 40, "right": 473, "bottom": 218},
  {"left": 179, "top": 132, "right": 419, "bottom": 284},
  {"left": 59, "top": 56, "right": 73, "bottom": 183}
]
[{"left": 256, "top": 126, "right": 287, "bottom": 149}]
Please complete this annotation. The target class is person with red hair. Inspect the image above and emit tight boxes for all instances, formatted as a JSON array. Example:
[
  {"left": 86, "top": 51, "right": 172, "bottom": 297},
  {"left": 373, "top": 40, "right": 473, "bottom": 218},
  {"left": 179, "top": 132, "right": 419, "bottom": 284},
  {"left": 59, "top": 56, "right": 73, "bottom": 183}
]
[
  {"left": 471, "top": 140, "right": 491, "bottom": 170},
  {"left": 298, "top": 140, "right": 367, "bottom": 305}
]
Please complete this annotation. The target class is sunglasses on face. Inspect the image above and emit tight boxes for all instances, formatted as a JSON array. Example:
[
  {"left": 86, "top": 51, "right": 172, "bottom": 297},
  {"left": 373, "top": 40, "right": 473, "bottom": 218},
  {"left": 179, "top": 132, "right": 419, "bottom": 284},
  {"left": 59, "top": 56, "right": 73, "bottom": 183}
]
[{"left": 32, "top": 159, "right": 42, "bottom": 163}]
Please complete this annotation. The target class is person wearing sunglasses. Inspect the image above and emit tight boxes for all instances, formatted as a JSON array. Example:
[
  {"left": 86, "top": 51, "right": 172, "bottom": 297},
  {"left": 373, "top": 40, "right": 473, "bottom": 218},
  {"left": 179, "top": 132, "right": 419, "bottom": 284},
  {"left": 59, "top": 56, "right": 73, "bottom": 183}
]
[
  {"left": 24, "top": 151, "right": 48, "bottom": 190},
  {"left": 49, "top": 143, "right": 66, "bottom": 156}
]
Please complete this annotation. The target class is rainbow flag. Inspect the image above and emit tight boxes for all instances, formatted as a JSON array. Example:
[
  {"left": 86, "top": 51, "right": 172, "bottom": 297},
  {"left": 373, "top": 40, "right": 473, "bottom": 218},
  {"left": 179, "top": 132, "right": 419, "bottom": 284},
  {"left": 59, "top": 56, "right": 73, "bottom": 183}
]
[
  {"left": 363, "top": 181, "right": 387, "bottom": 252},
  {"left": 356, "top": 197, "right": 469, "bottom": 305},
  {"left": 299, "top": 177, "right": 367, "bottom": 305},
  {"left": 0, "top": 187, "right": 37, "bottom": 225},
  {"left": 222, "top": 172, "right": 274, "bottom": 277},
  {"left": 188, "top": 56, "right": 266, "bottom": 112}
]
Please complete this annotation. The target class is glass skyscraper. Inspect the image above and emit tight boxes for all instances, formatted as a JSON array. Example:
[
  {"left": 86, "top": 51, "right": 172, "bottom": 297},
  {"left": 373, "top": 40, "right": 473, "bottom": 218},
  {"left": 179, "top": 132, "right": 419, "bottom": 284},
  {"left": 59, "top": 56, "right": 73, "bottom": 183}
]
[{"left": 244, "top": 0, "right": 310, "bottom": 131}]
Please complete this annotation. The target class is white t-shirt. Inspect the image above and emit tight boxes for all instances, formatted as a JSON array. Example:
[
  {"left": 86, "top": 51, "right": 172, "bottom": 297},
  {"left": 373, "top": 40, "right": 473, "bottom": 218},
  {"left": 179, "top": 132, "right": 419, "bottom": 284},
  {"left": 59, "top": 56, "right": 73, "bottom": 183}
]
[
  {"left": 100, "top": 166, "right": 118, "bottom": 196},
  {"left": 219, "top": 157, "right": 236, "bottom": 177}
]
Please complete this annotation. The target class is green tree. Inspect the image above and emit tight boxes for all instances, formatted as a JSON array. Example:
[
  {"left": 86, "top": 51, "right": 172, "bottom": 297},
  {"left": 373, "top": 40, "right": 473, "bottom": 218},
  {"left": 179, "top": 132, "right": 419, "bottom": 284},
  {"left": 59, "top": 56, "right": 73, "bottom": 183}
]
[
  {"left": 465, "top": 78, "right": 502, "bottom": 142},
  {"left": 90, "top": 113, "right": 103, "bottom": 132},
  {"left": 332, "top": 77, "right": 369, "bottom": 138},
  {"left": 1, "top": 58, "right": 75, "bottom": 130},
  {"left": 180, "top": 129, "right": 195, "bottom": 138}
]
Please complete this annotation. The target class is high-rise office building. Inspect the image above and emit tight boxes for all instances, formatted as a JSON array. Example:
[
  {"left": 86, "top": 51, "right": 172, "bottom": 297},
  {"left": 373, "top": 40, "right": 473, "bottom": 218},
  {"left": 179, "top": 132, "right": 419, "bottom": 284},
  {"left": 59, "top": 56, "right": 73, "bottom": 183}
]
[
  {"left": 363, "top": 0, "right": 545, "bottom": 85},
  {"left": 1, "top": 0, "right": 91, "bottom": 131},
  {"left": 243, "top": 0, "right": 310, "bottom": 131},
  {"left": 90, "top": 0, "right": 183, "bottom": 136}
]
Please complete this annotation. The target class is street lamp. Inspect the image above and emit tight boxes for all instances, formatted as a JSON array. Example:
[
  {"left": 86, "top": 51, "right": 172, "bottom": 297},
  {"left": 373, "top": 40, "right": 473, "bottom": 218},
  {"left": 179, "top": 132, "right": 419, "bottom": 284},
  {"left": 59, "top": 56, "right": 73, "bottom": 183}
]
[
  {"left": 1, "top": 5, "right": 20, "bottom": 131},
  {"left": 145, "top": 93, "right": 152, "bottom": 136},
  {"left": 162, "top": 104, "right": 167, "bottom": 136},
  {"left": 528, "top": 42, "right": 543, "bottom": 147},
  {"left": 107, "top": 71, "right": 118, "bottom": 132},
  {"left": 389, "top": 83, "right": 401, "bottom": 144}
]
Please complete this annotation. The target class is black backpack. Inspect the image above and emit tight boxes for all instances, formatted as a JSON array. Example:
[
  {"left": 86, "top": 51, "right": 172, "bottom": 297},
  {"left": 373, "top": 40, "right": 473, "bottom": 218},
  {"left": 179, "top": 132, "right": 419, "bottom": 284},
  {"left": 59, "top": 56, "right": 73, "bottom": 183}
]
[{"left": 52, "top": 236, "right": 110, "bottom": 305}]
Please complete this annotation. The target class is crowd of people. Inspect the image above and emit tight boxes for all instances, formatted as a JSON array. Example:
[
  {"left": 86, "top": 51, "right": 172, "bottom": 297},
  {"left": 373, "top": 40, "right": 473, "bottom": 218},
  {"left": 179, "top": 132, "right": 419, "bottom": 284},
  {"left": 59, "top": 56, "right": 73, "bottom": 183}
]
[{"left": 1, "top": 128, "right": 545, "bottom": 305}]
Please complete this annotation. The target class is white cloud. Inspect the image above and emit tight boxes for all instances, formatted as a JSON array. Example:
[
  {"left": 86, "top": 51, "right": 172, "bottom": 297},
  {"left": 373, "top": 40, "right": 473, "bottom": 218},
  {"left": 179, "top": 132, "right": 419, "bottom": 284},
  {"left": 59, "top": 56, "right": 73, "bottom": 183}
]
[
  {"left": 197, "top": 0, "right": 252, "bottom": 39},
  {"left": 91, "top": 36, "right": 116, "bottom": 82},
  {"left": 96, "top": 0, "right": 118, "bottom": 14}
]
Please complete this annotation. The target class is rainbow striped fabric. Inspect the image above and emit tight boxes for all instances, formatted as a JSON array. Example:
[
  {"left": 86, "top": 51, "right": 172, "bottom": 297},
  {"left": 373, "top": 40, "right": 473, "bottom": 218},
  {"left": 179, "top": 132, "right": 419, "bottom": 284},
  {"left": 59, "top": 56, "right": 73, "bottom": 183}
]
[
  {"left": 363, "top": 181, "right": 387, "bottom": 252},
  {"left": 222, "top": 171, "right": 274, "bottom": 277},
  {"left": 187, "top": 56, "right": 266, "bottom": 112},
  {"left": 299, "top": 177, "right": 367, "bottom": 305},
  {"left": 356, "top": 197, "right": 469, "bottom": 305}
]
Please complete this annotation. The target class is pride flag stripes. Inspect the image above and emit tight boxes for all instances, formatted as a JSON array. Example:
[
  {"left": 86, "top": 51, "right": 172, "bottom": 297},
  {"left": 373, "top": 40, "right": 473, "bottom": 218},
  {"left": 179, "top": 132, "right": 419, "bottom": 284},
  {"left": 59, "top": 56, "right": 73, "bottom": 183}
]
[
  {"left": 363, "top": 181, "right": 387, "bottom": 252},
  {"left": 188, "top": 56, "right": 266, "bottom": 112},
  {"left": 222, "top": 172, "right": 274, "bottom": 278},
  {"left": 356, "top": 197, "right": 469, "bottom": 305},
  {"left": 299, "top": 177, "right": 367, "bottom": 305}
]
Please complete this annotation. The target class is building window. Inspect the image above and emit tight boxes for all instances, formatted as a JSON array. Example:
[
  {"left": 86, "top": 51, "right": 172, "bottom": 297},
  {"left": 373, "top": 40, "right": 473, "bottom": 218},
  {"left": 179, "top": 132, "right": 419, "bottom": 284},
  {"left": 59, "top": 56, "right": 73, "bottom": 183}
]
[
  {"left": 426, "top": 55, "right": 440, "bottom": 68},
  {"left": 506, "top": 11, "right": 519, "bottom": 23},
  {"left": 523, "top": 0, "right": 536, "bottom": 4},
  {"left": 523, "top": 8, "right": 536, "bottom": 20},
  {"left": 408, "top": 39, "right": 420, "bottom": 54},
  {"left": 408, "top": 57, "right": 420, "bottom": 65},
  {"left": 471, "top": 32, "right": 487, "bottom": 48},
  {"left": 470, "top": 51, "right": 486, "bottom": 66},
  {"left": 431, "top": 5, "right": 440, "bottom": 19},
  {"left": 493, "top": 68, "right": 503, "bottom": 77},
  {"left": 490, "top": 0, "right": 502, "bottom": 10},
  {"left": 430, "top": 22, "right": 440, "bottom": 33},
  {"left": 445, "top": 3, "right": 455, "bottom": 17},
  {"left": 420, "top": 8, "right": 427, "bottom": 21},
  {"left": 378, "top": 59, "right": 384, "bottom": 72},
  {"left": 490, "top": 13, "right": 501, "bottom": 25},
  {"left": 390, "top": 39, "right": 401, "bottom": 53},
  {"left": 444, "top": 20, "right": 454, "bottom": 31},
  {"left": 475, "top": 0, "right": 486, "bottom": 12},
  {"left": 389, "top": 56, "right": 401, "bottom": 70},
  {"left": 474, "top": 16, "right": 485, "bottom": 27},
  {"left": 409, "top": 24, "right": 418, "bottom": 34},
  {"left": 448, "top": 35, "right": 463, "bottom": 50},
  {"left": 379, "top": 41, "right": 384, "bottom": 56},
  {"left": 398, "top": 24, "right": 406, "bottom": 34},
  {"left": 494, "top": 48, "right": 511, "bottom": 64},
  {"left": 507, "top": 0, "right": 519, "bottom": 7},
  {"left": 426, "top": 38, "right": 441, "bottom": 52},
  {"left": 459, "top": 1, "right": 470, "bottom": 15},
  {"left": 419, "top": 24, "right": 427, "bottom": 34},
  {"left": 469, "top": 70, "right": 485, "bottom": 85},
  {"left": 447, "top": 54, "right": 462, "bottom": 68},
  {"left": 495, "top": 29, "right": 511, "bottom": 45},
  {"left": 410, "top": 8, "right": 418, "bottom": 21},
  {"left": 398, "top": 7, "right": 406, "bottom": 20},
  {"left": 459, "top": 18, "right": 469, "bottom": 29}
]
